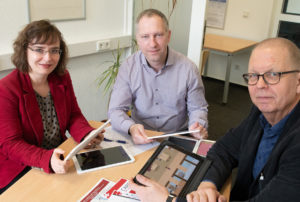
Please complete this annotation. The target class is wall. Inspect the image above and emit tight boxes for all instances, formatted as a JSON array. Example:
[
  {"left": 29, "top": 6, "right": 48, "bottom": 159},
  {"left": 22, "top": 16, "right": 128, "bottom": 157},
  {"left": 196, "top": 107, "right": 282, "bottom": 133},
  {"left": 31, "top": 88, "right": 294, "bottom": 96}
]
[
  {"left": 205, "top": 0, "right": 275, "bottom": 86},
  {"left": 0, "top": 0, "right": 133, "bottom": 121}
]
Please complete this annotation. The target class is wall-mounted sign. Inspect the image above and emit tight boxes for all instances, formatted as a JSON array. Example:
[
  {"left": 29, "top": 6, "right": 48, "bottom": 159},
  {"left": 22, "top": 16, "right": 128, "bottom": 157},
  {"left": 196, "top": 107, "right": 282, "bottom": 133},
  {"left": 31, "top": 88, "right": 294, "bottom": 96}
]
[
  {"left": 28, "top": 0, "right": 86, "bottom": 22},
  {"left": 206, "top": 0, "right": 228, "bottom": 29}
]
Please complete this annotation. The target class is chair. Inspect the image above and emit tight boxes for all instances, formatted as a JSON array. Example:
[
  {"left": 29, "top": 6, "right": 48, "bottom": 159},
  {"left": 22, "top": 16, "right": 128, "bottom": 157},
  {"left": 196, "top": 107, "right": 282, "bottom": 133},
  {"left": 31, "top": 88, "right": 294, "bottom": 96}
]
[{"left": 200, "top": 50, "right": 210, "bottom": 75}]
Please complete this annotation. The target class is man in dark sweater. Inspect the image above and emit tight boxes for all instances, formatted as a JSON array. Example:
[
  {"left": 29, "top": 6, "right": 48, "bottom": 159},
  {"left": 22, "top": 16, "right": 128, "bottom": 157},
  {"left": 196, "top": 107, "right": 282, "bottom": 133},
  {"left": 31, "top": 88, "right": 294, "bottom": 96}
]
[{"left": 129, "top": 37, "right": 300, "bottom": 202}]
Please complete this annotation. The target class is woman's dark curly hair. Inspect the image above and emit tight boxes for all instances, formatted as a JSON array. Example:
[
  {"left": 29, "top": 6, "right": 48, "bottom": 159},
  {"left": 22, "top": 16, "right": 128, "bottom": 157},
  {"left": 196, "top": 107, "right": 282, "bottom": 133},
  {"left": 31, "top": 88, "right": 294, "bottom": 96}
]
[{"left": 11, "top": 20, "right": 68, "bottom": 75}]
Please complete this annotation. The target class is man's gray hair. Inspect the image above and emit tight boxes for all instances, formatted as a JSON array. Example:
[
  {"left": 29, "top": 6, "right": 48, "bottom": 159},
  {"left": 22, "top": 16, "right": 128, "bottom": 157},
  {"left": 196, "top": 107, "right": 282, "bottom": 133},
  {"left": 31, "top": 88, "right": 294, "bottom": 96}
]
[{"left": 136, "top": 9, "right": 169, "bottom": 32}]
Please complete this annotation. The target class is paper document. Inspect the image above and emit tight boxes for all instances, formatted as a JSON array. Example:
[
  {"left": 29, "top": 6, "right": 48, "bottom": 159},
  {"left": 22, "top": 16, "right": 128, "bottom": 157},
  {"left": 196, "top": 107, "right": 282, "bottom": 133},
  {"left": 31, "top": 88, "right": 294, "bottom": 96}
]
[
  {"left": 101, "top": 126, "right": 159, "bottom": 156},
  {"left": 146, "top": 129, "right": 200, "bottom": 140},
  {"left": 196, "top": 139, "right": 216, "bottom": 157}
]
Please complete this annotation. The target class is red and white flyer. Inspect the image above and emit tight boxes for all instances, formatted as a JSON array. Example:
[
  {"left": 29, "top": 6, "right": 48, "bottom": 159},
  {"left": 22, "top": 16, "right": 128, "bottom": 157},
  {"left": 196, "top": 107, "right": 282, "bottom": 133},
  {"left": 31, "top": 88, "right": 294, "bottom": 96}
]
[
  {"left": 111, "top": 190, "right": 140, "bottom": 201},
  {"left": 102, "top": 178, "right": 138, "bottom": 200},
  {"left": 78, "top": 178, "right": 115, "bottom": 202}
]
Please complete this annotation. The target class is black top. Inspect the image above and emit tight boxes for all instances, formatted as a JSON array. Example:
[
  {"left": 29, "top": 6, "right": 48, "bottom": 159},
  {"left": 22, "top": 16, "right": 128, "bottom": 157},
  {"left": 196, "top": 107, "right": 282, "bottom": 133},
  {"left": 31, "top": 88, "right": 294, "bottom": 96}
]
[{"left": 205, "top": 102, "right": 300, "bottom": 201}]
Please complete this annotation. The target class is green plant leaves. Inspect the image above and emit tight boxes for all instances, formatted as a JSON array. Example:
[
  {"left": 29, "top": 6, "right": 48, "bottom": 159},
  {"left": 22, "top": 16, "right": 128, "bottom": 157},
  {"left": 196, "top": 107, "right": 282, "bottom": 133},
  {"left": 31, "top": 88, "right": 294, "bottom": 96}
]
[{"left": 97, "top": 45, "right": 124, "bottom": 95}]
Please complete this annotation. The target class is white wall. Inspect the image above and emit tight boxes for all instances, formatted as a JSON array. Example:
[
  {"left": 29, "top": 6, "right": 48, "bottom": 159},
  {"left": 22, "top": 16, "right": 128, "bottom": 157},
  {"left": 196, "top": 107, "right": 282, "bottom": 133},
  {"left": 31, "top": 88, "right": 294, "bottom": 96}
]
[
  {"left": 0, "top": 0, "right": 133, "bottom": 121},
  {"left": 0, "top": 0, "right": 129, "bottom": 55},
  {"left": 68, "top": 50, "right": 129, "bottom": 121},
  {"left": 168, "top": 0, "right": 193, "bottom": 55},
  {"left": 205, "top": 0, "right": 275, "bottom": 86}
]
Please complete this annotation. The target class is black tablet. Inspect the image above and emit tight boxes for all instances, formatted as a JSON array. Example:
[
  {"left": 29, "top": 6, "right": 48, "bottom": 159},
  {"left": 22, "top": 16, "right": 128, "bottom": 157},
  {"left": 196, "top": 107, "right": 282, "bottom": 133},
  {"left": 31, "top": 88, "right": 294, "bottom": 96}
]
[
  {"left": 73, "top": 145, "right": 134, "bottom": 174},
  {"left": 133, "top": 140, "right": 211, "bottom": 197},
  {"left": 168, "top": 136, "right": 199, "bottom": 153}
]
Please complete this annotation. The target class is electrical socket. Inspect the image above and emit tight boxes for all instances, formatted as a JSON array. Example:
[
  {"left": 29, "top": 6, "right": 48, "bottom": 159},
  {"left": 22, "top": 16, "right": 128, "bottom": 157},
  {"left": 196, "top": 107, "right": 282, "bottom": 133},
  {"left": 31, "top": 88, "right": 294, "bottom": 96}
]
[{"left": 96, "top": 40, "right": 111, "bottom": 51}]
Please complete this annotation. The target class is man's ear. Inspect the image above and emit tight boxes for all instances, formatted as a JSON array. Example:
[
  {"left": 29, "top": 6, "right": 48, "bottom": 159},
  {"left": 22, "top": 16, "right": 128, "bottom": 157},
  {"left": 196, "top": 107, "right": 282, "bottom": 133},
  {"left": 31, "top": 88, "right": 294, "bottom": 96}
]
[
  {"left": 296, "top": 72, "right": 300, "bottom": 94},
  {"left": 167, "top": 30, "right": 171, "bottom": 43}
]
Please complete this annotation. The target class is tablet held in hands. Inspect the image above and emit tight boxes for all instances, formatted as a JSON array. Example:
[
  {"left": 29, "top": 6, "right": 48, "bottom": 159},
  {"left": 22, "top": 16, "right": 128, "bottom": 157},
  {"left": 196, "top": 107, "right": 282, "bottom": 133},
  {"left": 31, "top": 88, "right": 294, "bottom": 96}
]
[{"left": 64, "top": 119, "right": 111, "bottom": 161}]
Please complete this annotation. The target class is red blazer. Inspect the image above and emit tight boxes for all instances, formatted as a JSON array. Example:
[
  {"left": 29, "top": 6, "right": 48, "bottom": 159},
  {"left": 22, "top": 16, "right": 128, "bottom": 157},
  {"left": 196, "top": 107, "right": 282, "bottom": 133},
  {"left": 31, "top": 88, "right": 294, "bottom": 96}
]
[{"left": 0, "top": 69, "right": 93, "bottom": 188}]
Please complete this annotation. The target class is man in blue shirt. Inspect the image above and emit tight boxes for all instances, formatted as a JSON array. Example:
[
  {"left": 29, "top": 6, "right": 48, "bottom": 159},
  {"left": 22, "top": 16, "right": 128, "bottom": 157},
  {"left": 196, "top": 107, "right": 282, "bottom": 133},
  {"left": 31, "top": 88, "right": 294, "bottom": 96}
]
[
  {"left": 108, "top": 9, "right": 208, "bottom": 144},
  {"left": 129, "top": 37, "right": 300, "bottom": 201}
]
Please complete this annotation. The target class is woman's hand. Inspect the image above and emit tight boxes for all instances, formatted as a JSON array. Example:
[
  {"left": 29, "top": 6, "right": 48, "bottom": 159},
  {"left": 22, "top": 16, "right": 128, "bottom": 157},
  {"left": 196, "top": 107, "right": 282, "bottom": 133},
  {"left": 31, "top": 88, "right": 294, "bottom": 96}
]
[
  {"left": 50, "top": 148, "right": 70, "bottom": 174},
  {"left": 84, "top": 129, "right": 105, "bottom": 149}
]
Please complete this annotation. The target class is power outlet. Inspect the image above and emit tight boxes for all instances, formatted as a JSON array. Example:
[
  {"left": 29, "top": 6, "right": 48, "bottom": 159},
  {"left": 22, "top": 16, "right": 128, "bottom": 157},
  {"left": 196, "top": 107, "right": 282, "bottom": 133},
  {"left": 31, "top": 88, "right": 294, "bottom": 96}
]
[{"left": 96, "top": 40, "right": 111, "bottom": 51}]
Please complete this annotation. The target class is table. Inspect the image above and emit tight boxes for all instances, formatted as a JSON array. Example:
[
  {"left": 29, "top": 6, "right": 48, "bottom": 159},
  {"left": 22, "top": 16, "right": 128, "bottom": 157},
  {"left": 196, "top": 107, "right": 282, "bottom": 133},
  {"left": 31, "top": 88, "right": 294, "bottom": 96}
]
[
  {"left": 203, "top": 33, "right": 257, "bottom": 104},
  {"left": 1, "top": 121, "right": 231, "bottom": 201}
]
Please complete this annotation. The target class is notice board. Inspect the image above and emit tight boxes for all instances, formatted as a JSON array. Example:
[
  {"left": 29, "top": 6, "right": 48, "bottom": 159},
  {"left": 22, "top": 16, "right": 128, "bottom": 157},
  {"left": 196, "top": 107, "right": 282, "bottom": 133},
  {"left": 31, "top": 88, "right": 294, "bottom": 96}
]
[{"left": 206, "top": 0, "right": 228, "bottom": 29}]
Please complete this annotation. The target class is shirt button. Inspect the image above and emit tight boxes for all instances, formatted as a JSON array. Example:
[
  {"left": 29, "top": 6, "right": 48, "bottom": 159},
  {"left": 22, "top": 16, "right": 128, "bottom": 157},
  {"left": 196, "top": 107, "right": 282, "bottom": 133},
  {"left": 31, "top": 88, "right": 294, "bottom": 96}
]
[
  {"left": 155, "top": 89, "right": 158, "bottom": 91},
  {"left": 156, "top": 102, "right": 159, "bottom": 105},
  {"left": 156, "top": 116, "right": 159, "bottom": 119}
]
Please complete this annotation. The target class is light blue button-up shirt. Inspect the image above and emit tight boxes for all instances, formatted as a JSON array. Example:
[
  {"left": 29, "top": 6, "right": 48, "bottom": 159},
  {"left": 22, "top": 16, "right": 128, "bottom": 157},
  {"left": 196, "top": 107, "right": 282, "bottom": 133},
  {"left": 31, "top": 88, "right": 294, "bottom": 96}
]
[{"left": 108, "top": 48, "right": 208, "bottom": 134}]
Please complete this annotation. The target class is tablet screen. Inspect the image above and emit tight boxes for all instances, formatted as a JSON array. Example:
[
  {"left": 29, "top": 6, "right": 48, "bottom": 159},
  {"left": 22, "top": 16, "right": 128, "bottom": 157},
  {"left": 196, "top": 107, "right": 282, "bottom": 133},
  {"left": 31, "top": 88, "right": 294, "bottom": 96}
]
[
  {"left": 143, "top": 145, "right": 200, "bottom": 196},
  {"left": 168, "top": 136, "right": 197, "bottom": 152},
  {"left": 74, "top": 146, "right": 134, "bottom": 173}
]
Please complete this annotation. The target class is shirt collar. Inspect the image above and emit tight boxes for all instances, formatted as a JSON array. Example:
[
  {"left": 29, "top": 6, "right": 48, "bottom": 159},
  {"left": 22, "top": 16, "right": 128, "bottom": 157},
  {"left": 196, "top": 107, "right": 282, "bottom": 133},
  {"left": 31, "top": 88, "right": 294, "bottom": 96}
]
[
  {"left": 259, "top": 109, "right": 293, "bottom": 134},
  {"left": 141, "top": 47, "right": 174, "bottom": 71}
]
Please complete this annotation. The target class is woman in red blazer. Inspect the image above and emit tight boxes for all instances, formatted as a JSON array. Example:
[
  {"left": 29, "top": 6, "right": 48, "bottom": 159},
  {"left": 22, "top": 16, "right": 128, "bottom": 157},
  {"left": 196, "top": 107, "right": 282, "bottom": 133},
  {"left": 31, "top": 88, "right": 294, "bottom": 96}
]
[{"left": 0, "top": 20, "right": 103, "bottom": 193}]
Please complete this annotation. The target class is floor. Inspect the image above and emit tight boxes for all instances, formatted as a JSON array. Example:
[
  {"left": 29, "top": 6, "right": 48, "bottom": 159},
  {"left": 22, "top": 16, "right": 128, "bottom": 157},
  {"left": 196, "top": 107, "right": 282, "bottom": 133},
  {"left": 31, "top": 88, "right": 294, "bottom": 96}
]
[{"left": 202, "top": 77, "right": 253, "bottom": 141}]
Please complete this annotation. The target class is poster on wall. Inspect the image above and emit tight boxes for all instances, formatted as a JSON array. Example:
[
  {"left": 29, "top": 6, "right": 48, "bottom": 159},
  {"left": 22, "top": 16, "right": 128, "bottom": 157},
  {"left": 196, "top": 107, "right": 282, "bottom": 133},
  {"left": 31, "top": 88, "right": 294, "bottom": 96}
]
[
  {"left": 28, "top": 0, "right": 85, "bottom": 22},
  {"left": 206, "top": 0, "right": 228, "bottom": 29}
]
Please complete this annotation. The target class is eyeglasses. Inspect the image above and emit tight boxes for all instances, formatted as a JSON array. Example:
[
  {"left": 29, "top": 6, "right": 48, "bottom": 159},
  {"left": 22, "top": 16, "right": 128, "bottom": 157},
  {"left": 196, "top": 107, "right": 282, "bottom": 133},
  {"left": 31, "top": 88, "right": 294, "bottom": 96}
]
[
  {"left": 27, "top": 46, "right": 62, "bottom": 56},
  {"left": 242, "top": 70, "right": 300, "bottom": 85}
]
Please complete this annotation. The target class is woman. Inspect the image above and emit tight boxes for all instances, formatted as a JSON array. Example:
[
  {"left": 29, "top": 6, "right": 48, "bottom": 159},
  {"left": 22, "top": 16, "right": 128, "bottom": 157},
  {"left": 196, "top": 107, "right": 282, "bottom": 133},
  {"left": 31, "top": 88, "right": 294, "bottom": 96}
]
[{"left": 0, "top": 20, "right": 103, "bottom": 194}]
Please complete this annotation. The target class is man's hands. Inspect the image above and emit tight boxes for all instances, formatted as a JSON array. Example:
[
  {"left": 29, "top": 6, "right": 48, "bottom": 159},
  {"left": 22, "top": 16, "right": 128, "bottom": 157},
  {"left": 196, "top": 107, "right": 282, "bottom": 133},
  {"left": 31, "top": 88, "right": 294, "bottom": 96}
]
[
  {"left": 129, "top": 124, "right": 153, "bottom": 144},
  {"left": 129, "top": 122, "right": 207, "bottom": 144},
  {"left": 128, "top": 175, "right": 226, "bottom": 202},
  {"left": 186, "top": 181, "right": 227, "bottom": 202},
  {"left": 129, "top": 174, "right": 169, "bottom": 202},
  {"left": 50, "top": 148, "right": 70, "bottom": 174},
  {"left": 189, "top": 122, "right": 208, "bottom": 139}
]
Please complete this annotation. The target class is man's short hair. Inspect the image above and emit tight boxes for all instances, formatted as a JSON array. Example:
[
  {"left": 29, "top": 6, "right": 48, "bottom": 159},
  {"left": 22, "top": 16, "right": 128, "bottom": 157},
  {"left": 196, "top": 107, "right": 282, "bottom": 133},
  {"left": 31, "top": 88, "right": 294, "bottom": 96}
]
[
  {"left": 253, "top": 37, "right": 300, "bottom": 70},
  {"left": 136, "top": 9, "right": 169, "bottom": 32}
]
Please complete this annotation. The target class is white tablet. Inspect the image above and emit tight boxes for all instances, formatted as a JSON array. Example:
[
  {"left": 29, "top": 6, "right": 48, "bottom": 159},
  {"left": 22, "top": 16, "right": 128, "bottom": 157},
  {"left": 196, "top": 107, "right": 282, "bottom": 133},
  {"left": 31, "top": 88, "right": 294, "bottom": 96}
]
[
  {"left": 73, "top": 145, "right": 135, "bottom": 174},
  {"left": 64, "top": 119, "right": 111, "bottom": 161}
]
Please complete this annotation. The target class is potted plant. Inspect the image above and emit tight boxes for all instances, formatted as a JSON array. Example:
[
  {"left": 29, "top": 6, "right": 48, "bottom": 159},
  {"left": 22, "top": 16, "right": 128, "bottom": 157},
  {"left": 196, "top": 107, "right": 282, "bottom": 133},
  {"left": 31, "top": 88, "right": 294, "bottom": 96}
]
[{"left": 97, "top": 44, "right": 124, "bottom": 95}]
